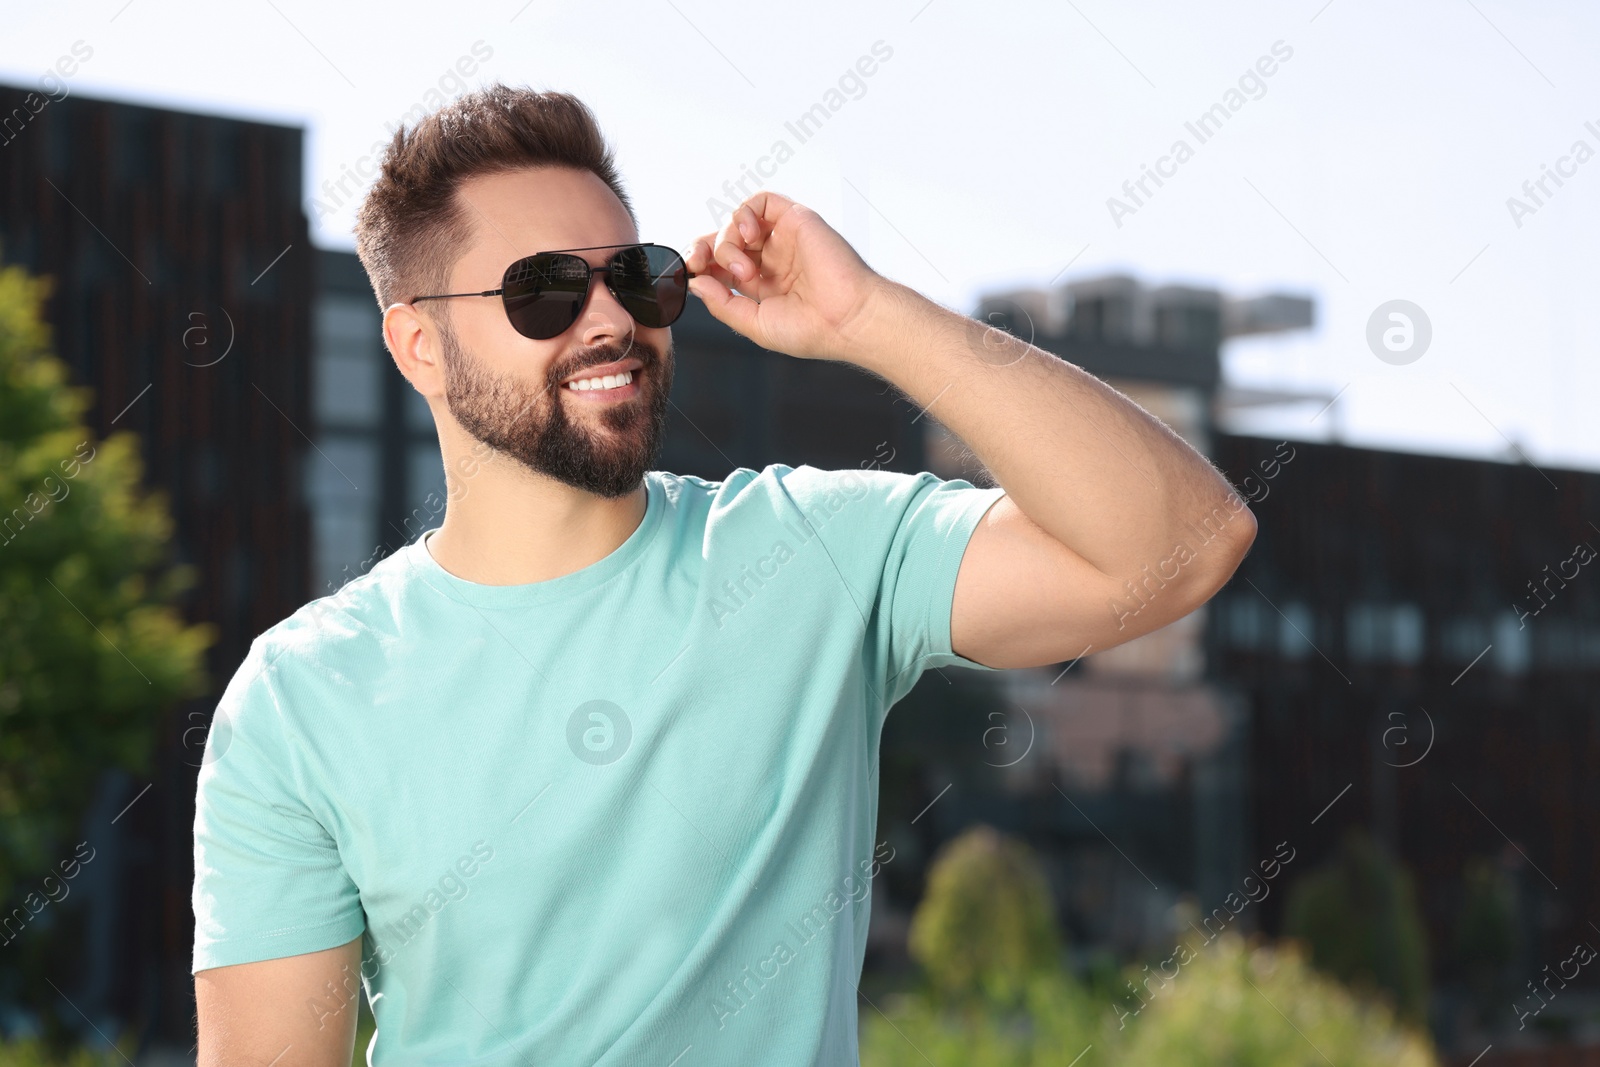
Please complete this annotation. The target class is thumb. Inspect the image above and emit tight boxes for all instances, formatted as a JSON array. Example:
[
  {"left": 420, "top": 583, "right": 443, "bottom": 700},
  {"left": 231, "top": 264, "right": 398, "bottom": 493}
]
[{"left": 689, "top": 275, "right": 762, "bottom": 341}]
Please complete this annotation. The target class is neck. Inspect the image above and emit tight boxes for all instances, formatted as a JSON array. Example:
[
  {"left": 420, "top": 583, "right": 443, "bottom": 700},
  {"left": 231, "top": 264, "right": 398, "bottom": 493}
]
[{"left": 425, "top": 439, "right": 647, "bottom": 586}]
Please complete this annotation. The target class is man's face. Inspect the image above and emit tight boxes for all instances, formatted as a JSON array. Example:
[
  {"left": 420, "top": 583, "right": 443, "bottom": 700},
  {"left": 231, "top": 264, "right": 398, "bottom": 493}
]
[{"left": 428, "top": 166, "right": 674, "bottom": 498}]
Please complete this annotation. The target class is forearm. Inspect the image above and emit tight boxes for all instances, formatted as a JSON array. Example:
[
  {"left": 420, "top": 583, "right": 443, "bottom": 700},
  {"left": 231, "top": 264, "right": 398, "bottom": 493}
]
[{"left": 843, "top": 279, "right": 1254, "bottom": 584}]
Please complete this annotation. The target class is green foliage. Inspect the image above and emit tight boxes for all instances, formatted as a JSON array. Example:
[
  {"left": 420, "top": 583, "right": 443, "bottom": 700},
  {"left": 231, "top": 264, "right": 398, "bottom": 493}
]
[
  {"left": 1282, "top": 828, "right": 1431, "bottom": 1026},
  {"left": 351, "top": 999, "right": 376, "bottom": 1066},
  {"left": 1117, "top": 933, "right": 1436, "bottom": 1066},
  {"left": 871, "top": 824, "right": 1438, "bottom": 1067},
  {"left": 1454, "top": 856, "right": 1518, "bottom": 1022},
  {"left": 0, "top": 1034, "right": 133, "bottom": 1066},
  {"left": 907, "top": 824, "right": 1063, "bottom": 1009},
  {"left": 0, "top": 258, "right": 215, "bottom": 900},
  {"left": 860, "top": 968, "right": 1106, "bottom": 1067},
  {"left": 861, "top": 935, "right": 1437, "bottom": 1066}
]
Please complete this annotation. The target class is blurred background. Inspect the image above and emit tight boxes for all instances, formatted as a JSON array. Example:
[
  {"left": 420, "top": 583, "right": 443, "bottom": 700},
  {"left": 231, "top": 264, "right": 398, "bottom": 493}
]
[{"left": 1, "top": 1, "right": 1597, "bottom": 1064}]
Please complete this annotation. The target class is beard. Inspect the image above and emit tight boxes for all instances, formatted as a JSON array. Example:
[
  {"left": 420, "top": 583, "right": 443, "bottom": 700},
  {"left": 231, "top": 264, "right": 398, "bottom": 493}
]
[{"left": 438, "top": 315, "right": 673, "bottom": 499}]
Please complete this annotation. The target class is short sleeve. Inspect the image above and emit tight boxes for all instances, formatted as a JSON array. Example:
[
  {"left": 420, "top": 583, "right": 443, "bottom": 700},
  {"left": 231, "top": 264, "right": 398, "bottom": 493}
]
[
  {"left": 771, "top": 465, "right": 1006, "bottom": 708},
  {"left": 191, "top": 638, "right": 366, "bottom": 972},
  {"left": 868, "top": 471, "right": 1007, "bottom": 703}
]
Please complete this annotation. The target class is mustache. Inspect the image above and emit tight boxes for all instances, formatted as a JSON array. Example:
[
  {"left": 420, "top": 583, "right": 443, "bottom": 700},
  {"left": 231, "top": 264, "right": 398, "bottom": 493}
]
[{"left": 549, "top": 334, "right": 661, "bottom": 385}]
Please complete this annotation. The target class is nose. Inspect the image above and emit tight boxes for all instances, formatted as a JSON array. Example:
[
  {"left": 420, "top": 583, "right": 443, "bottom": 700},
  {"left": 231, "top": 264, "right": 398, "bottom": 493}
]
[{"left": 577, "top": 269, "right": 634, "bottom": 348}]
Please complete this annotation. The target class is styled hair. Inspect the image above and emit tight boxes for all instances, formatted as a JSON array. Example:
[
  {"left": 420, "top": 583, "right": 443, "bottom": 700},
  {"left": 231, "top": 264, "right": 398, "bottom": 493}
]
[{"left": 354, "top": 84, "right": 637, "bottom": 310}]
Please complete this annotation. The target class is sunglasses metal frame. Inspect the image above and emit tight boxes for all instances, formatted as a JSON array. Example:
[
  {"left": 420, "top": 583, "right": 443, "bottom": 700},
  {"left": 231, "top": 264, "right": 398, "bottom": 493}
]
[{"left": 408, "top": 242, "right": 698, "bottom": 339}]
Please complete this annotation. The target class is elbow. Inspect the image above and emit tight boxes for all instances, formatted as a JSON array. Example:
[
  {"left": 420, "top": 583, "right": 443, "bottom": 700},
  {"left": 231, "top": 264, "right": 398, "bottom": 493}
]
[
  {"left": 1198, "top": 502, "right": 1257, "bottom": 599},
  {"left": 1173, "top": 500, "right": 1257, "bottom": 613},
  {"left": 1228, "top": 504, "right": 1259, "bottom": 564}
]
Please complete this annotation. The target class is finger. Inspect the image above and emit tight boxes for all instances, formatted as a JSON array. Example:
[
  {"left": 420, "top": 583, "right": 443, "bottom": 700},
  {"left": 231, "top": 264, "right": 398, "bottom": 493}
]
[
  {"left": 683, "top": 233, "right": 717, "bottom": 274},
  {"left": 694, "top": 258, "right": 740, "bottom": 292},
  {"left": 742, "top": 190, "right": 795, "bottom": 232},
  {"left": 682, "top": 235, "right": 742, "bottom": 290},
  {"left": 688, "top": 274, "right": 762, "bottom": 339},
  {"left": 712, "top": 220, "right": 760, "bottom": 284},
  {"left": 733, "top": 202, "right": 765, "bottom": 250}
]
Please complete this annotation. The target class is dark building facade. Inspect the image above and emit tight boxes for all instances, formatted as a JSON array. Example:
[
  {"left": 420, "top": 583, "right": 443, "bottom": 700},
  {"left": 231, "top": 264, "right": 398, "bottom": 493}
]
[
  {"left": 0, "top": 84, "right": 313, "bottom": 1043},
  {"left": 1208, "top": 435, "right": 1600, "bottom": 1017}
]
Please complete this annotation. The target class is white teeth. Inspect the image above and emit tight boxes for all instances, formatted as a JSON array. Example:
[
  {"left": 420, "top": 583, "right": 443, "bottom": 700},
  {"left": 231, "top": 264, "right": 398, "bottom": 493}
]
[{"left": 567, "top": 370, "right": 633, "bottom": 391}]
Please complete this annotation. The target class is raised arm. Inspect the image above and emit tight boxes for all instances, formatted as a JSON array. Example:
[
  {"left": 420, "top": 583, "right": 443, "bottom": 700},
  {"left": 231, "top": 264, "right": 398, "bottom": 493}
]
[
  {"left": 195, "top": 935, "right": 363, "bottom": 1067},
  {"left": 685, "top": 191, "right": 1256, "bottom": 669}
]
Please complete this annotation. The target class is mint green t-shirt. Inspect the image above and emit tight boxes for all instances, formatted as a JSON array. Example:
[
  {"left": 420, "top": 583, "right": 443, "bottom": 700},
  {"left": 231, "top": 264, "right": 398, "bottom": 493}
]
[{"left": 192, "top": 463, "right": 1005, "bottom": 1066}]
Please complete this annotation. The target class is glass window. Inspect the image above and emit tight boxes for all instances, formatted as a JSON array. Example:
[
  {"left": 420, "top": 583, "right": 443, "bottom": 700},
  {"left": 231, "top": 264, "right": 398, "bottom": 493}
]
[
  {"left": 405, "top": 385, "right": 435, "bottom": 432},
  {"left": 1491, "top": 611, "right": 1530, "bottom": 675},
  {"left": 1346, "top": 602, "right": 1424, "bottom": 664},
  {"left": 304, "top": 436, "right": 379, "bottom": 595},
  {"left": 1277, "top": 601, "right": 1314, "bottom": 660},
  {"left": 1439, "top": 615, "right": 1489, "bottom": 663},
  {"left": 1222, "top": 596, "right": 1265, "bottom": 649},
  {"left": 314, "top": 297, "right": 381, "bottom": 428},
  {"left": 401, "top": 441, "right": 448, "bottom": 542}
]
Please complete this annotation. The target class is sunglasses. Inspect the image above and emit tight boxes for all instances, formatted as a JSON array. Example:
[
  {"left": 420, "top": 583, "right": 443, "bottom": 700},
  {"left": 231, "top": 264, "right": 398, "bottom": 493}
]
[{"left": 410, "top": 243, "right": 697, "bottom": 341}]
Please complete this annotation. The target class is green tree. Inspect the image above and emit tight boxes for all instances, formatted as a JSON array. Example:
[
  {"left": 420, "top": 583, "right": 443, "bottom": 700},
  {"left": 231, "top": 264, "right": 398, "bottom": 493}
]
[
  {"left": 1454, "top": 857, "right": 1517, "bottom": 1025},
  {"left": 0, "top": 260, "right": 214, "bottom": 981},
  {"left": 1283, "top": 827, "right": 1431, "bottom": 1027},
  {"left": 1118, "top": 933, "right": 1437, "bottom": 1066},
  {"left": 859, "top": 968, "right": 1105, "bottom": 1067},
  {"left": 907, "top": 824, "right": 1063, "bottom": 1010},
  {"left": 0, "top": 1033, "right": 133, "bottom": 1066}
]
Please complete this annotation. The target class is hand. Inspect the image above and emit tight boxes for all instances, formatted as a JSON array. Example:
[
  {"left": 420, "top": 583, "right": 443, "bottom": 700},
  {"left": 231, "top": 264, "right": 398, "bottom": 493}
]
[{"left": 683, "top": 191, "right": 888, "bottom": 364}]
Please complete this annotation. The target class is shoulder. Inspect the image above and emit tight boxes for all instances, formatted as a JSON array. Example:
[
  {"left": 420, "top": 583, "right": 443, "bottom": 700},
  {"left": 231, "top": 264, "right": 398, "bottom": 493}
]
[
  {"left": 654, "top": 463, "right": 938, "bottom": 513},
  {"left": 245, "top": 551, "right": 406, "bottom": 693},
  {"left": 653, "top": 465, "right": 997, "bottom": 556}
]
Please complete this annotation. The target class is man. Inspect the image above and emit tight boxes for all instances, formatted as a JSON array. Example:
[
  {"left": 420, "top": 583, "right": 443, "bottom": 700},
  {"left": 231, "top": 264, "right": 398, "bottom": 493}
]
[{"left": 192, "top": 84, "right": 1256, "bottom": 1065}]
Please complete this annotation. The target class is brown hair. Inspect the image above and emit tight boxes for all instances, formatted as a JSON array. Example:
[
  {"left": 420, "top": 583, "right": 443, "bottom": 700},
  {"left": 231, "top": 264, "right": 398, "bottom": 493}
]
[{"left": 354, "top": 84, "right": 637, "bottom": 310}]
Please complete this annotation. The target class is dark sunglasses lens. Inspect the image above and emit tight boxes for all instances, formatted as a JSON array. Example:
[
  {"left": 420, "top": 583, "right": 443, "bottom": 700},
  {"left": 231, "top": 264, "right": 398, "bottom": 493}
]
[
  {"left": 502, "top": 254, "right": 590, "bottom": 340},
  {"left": 609, "top": 245, "right": 688, "bottom": 329}
]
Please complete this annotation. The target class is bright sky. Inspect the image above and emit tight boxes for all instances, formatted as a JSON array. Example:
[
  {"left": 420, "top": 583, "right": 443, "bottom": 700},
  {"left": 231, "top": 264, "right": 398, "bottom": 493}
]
[{"left": 4, "top": 0, "right": 1598, "bottom": 471}]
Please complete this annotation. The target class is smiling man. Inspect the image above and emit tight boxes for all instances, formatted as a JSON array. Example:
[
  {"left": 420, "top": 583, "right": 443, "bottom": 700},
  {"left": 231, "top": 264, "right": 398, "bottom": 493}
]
[{"left": 191, "top": 85, "right": 1256, "bottom": 1066}]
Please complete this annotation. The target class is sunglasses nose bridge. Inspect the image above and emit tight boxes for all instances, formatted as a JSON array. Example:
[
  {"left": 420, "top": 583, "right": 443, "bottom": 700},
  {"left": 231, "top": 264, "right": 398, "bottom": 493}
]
[{"left": 575, "top": 263, "right": 639, "bottom": 335}]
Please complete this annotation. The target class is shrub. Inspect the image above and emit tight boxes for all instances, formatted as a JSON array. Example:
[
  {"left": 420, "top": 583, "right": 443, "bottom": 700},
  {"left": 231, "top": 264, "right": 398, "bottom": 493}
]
[
  {"left": 1282, "top": 827, "right": 1430, "bottom": 1025},
  {"left": 859, "top": 968, "right": 1105, "bottom": 1067},
  {"left": 906, "top": 824, "right": 1062, "bottom": 1009},
  {"left": 0, "top": 1035, "right": 131, "bottom": 1066},
  {"left": 1454, "top": 857, "right": 1518, "bottom": 1025},
  {"left": 1117, "top": 933, "right": 1437, "bottom": 1066}
]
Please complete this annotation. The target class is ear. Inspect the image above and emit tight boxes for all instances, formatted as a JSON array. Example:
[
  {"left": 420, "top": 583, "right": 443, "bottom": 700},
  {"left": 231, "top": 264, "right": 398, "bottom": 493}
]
[{"left": 384, "top": 303, "right": 442, "bottom": 395}]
